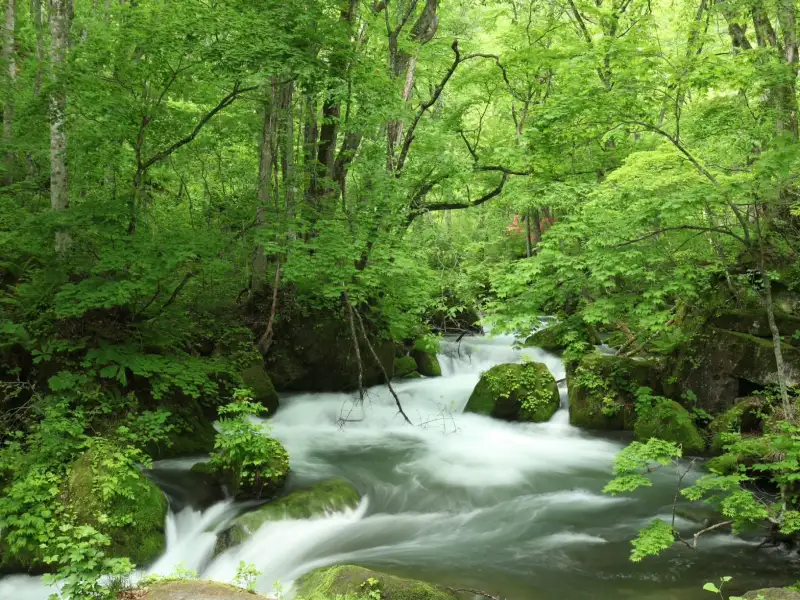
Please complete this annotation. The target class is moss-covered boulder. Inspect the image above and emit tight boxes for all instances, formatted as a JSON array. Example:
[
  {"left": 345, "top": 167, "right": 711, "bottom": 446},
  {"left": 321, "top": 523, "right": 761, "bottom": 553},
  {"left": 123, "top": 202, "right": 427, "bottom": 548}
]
[
  {"left": 465, "top": 362, "right": 560, "bottom": 422},
  {"left": 634, "top": 400, "right": 705, "bottom": 454},
  {"left": 146, "top": 396, "right": 217, "bottom": 460},
  {"left": 669, "top": 327, "right": 800, "bottom": 413},
  {"left": 707, "top": 397, "right": 768, "bottom": 453},
  {"left": 65, "top": 450, "right": 168, "bottom": 566},
  {"left": 743, "top": 589, "right": 800, "bottom": 600},
  {"left": 139, "top": 580, "right": 273, "bottom": 599},
  {"left": 265, "top": 311, "right": 394, "bottom": 393},
  {"left": 525, "top": 317, "right": 601, "bottom": 352},
  {"left": 412, "top": 350, "right": 442, "bottom": 377},
  {"left": 240, "top": 362, "right": 279, "bottom": 415},
  {"left": 294, "top": 565, "right": 459, "bottom": 600},
  {"left": 568, "top": 353, "right": 662, "bottom": 430},
  {"left": 393, "top": 356, "right": 419, "bottom": 379},
  {"left": 217, "top": 479, "right": 360, "bottom": 552},
  {"left": 712, "top": 310, "right": 800, "bottom": 342}
]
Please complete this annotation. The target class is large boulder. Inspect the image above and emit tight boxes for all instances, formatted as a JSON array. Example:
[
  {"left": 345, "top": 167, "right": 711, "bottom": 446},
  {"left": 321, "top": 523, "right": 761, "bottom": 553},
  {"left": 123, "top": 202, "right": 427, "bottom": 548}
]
[
  {"left": 743, "top": 589, "right": 800, "bottom": 600},
  {"left": 634, "top": 400, "right": 705, "bottom": 454},
  {"left": 412, "top": 349, "right": 442, "bottom": 377},
  {"left": 265, "top": 312, "right": 394, "bottom": 393},
  {"left": 294, "top": 565, "right": 459, "bottom": 600},
  {"left": 240, "top": 361, "right": 279, "bottom": 415},
  {"left": 568, "top": 353, "right": 662, "bottom": 430},
  {"left": 668, "top": 327, "right": 800, "bottom": 413},
  {"left": 65, "top": 449, "right": 168, "bottom": 566},
  {"left": 525, "top": 317, "right": 601, "bottom": 352},
  {"left": 465, "top": 362, "right": 560, "bottom": 422},
  {"left": 137, "top": 581, "right": 274, "bottom": 599},
  {"left": 217, "top": 479, "right": 360, "bottom": 552},
  {"left": 712, "top": 310, "right": 800, "bottom": 341},
  {"left": 393, "top": 356, "right": 419, "bottom": 379}
]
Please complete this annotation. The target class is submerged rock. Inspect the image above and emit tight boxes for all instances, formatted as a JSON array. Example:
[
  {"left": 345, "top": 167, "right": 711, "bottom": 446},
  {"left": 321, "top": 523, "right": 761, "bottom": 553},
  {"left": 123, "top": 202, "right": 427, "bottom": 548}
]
[
  {"left": 136, "top": 580, "right": 273, "bottom": 599},
  {"left": 743, "top": 589, "right": 800, "bottom": 600},
  {"left": 217, "top": 479, "right": 360, "bottom": 552},
  {"left": 294, "top": 565, "right": 459, "bottom": 600},
  {"left": 568, "top": 353, "right": 662, "bottom": 430},
  {"left": 412, "top": 349, "right": 442, "bottom": 377},
  {"left": 633, "top": 400, "right": 704, "bottom": 454},
  {"left": 465, "top": 362, "right": 560, "bottom": 422}
]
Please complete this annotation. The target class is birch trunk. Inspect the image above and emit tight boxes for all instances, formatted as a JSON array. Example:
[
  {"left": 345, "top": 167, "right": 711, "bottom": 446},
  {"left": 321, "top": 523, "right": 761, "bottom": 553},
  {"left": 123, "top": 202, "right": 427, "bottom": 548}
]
[{"left": 50, "top": 0, "right": 72, "bottom": 253}]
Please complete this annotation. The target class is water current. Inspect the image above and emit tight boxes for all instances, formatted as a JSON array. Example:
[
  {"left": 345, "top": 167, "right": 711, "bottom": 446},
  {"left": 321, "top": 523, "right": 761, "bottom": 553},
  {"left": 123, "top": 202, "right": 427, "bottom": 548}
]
[{"left": 2, "top": 334, "right": 796, "bottom": 600}]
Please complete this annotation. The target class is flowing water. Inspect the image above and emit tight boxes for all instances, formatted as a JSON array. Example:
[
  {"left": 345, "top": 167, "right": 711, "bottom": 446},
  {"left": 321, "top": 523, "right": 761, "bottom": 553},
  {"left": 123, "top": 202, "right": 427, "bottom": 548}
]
[{"left": 2, "top": 335, "right": 797, "bottom": 600}]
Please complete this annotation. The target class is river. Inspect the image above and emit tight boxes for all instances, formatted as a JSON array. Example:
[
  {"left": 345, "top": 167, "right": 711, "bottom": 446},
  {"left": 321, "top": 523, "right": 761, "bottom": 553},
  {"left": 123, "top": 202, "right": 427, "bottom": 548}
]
[{"left": 2, "top": 334, "right": 796, "bottom": 599}]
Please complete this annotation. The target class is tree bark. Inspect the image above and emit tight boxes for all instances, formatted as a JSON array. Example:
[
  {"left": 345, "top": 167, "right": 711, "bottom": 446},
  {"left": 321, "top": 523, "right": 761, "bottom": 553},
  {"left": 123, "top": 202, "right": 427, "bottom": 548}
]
[
  {"left": 253, "top": 79, "right": 278, "bottom": 289},
  {"left": 525, "top": 210, "right": 532, "bottom": 257},
  {"left": 32, "top": 0, "right": 44, "bottom": 98},
  {"left": 1, "top": 0, "right": 15, "bottom": 184},
  {"left": 278, "top": 81, "right": 295, "bottom": 240},
  {"left": 49, "top": 0, "right": 72, "bottom": 253}
]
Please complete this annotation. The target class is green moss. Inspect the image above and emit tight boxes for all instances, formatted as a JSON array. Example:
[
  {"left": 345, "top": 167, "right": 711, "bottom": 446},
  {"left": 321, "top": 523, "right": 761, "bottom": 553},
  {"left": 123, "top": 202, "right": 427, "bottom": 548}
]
[
  {"left": 64, "top": 450, "right": 168, "bottom": 566},
  {"left": 295, "top": 565, "right": 458, "bottom": 600},
  {"left": 143, "top": 580, "right": 272, "bottom": 599},
  {"left": 707, "top": 397, "right": 767, "bottom": 453},
  {"left": 524, "top": 318, "right": 600, "bottom": 352},
  {"left": 712, "top": 310, "right": 800, "bottom": 342},
  {"left": 568, "top": 353, "right": 660, "bottom": 430},
  {"left": 412, "top": 350, "right": 442, "bottom": 377},
  {"left": 634, "top": 400, "right": 705, "bottom": 454},
  {"left": 221, "top": 479, "right": 360, "bottom": 550},
  {"left": 465, "top": 362, "right": 560, "bottom": 422},
  {"left": 706, "top": 453, "right": 740, "bottom": 475},
  {"left": 240, "top": 362, "right": 279, "bottom": 415},
  {"left": 393, "top": 356, "right": 419, "bottom": 379},
  {"left": 147, "top": 398, "right": 217, "bottom": 460}
]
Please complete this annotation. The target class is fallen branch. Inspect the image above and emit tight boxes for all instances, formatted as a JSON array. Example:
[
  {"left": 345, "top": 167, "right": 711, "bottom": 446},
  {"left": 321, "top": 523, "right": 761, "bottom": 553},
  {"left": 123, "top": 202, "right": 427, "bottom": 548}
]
[
  {"left": 350, "top": 303, "right": 412, "bottom": 425},
  {"left": 257, "top": 260, "right": 282, "bottom": 355},
  {"left": 344, "top": 293, "right": 365, "bottom": 403}
]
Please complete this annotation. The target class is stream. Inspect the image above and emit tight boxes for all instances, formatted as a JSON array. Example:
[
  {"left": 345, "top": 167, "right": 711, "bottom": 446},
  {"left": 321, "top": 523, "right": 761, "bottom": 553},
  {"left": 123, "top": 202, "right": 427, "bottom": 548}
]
[{"left": 2, "top": 334, "right": 796, "bottom": 600}]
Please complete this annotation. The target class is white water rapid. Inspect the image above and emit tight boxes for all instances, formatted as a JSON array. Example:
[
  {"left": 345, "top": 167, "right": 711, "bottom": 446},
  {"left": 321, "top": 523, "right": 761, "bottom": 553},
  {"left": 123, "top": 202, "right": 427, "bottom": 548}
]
[{"left": 2, "top": 334, "right": 795, "bottom": 600}]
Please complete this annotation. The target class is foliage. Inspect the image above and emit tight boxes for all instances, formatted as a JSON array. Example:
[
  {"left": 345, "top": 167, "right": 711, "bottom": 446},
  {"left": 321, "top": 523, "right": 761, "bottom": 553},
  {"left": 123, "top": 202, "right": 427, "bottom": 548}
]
[{"left": 234, "top": 561, "right": 263, "bottom": 592}]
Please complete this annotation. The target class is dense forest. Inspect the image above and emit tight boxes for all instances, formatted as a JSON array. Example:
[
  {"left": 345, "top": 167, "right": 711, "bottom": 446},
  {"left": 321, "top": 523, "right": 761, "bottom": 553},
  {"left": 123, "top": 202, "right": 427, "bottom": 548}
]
[{"left": 2, "top": 0, "right": 800, "bottom": 598}]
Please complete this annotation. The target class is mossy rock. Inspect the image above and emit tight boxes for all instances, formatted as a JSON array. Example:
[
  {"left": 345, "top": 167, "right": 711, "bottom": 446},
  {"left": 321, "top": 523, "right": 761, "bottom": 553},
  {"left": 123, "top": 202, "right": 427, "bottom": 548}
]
[
  {"left": 295, "top": 565, "right": 459, "bottom": 600},
  {"left": 743, "top": 589, "right": 800, "bottom": 600},
  {"left": 412, "top": 350, "right": 442, "bottom": 377},
  {"left": 567, "top": 353, "right": 662, "bottom": 430},
  {"left": 668, "top": 327, "right": 800, "bottom": 413},
  {"left": 265, "top": 311, "right": 394, "bottom": 393},
  {"left": 55, "top": 449, "right": 168, "bottom": 568},
  {"left": 465, "top": 362, "right": 560, "bottom": 422},
  {"left": 147, "top": 398, "right": 217, "bottom": 460},
  {"left": 707, "top": 397, "right": 768, "bottom": 453},
  {"left": 393, "top": 356, "right": 419, "bottom": 379},
  {"left": 240, "top": 362, "right": 279, "bottom": 415},
  {"left": 139, "top": 580, "right": 273, "bottom": 599},
  {"left": 525, "top": 317, "right": 601, "bottom": 352},
  {"left": 712, "top": 310, "right": 800, "bottom": 342},
  {"left": 218, "top": 479, "right": 360, "bottom": 552},
  {"left": 634, "top": 400, "right": 705, "bottom": 454}
]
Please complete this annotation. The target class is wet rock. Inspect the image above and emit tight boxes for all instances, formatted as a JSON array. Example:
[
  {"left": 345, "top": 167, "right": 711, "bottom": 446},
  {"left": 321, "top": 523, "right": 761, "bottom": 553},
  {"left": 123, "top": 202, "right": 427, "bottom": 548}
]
[
  {"left": 217, "top": 479, "right": 360, "bottom": 552},
  {"left": 465, "top": 362, "right": 560, "bottom": 423},
  {"left": 412, "top": 349, "right": 442, "bottom": 377},
  {"left": 294, "top": 565, "right": 459, "bottom": 600},
  {"left": 633, "top": 400, "right": 704, "bottom": 454},
  {"left": 743, "top": 589, "right": 800, "bottom": 600},
  {"left": 394, "top": 356, "right": 419, "bottom": 379},
  {"left": 567, "top": 353, "right": 662, "bottom": 430},
  {"left": 240, "top": 362, "right": 279, "bottom": 416},
  {"left": 525, "top": 317, "right": 600, "bottom": 352},
  {"left": 136, "top": 580, "right": 274, "bottom": 599},
  {"left": 712, "top": 310, "right": 800, "bottom": 341}
]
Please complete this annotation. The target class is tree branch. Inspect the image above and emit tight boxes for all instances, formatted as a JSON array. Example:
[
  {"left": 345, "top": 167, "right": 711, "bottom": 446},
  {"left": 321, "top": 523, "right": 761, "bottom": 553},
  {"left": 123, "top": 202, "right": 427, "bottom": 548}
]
[{"left": 614, "top": 225, "right": 747, "bottom": 248}]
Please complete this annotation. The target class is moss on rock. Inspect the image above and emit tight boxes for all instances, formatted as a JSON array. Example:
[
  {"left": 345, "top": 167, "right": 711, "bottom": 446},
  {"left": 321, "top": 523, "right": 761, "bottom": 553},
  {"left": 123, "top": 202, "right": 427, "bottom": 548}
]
[
  {"left": 634, "top": 400, "right": 704, "bottom": 454},
  {"left": 140, "top": 580, "right": 272, "bottom": 599},
  {"left": 219, "top": 479, "right": 360, "bottom": 551},
  {"left": 240, "top": 362, "right": 279, "bottom": 415},
  {"left": 524, "top": 317, "right": 601, "bottom": 352},
  {"left": 147, "top": 398, "right": 217, "bottom": 460},
  {"left": 712, "top": 310, "right": 800, "bottom": 342},
  {"left": 465, "top": 362, "right": 560, "bottom": 422},
  {"left": 64, "top": 449, "right": 168, "bottom": 566},
  {"left": 294, "top": 565, "right": 459, "bottom": 600},
  {"left": 412, "top": 350, "right": 442, "bottom": 377},
  {"left": 393, "top": 356, "right": 419, "bottom": 379},
  {"left": 742, "top": 589, "right": 800, "bottom": 600},
  {"left": 567, "top": 353, "right": 661, "bottom": 430},
  {"left": 707, "top": 397, "right": 768, "bottom": 453}
]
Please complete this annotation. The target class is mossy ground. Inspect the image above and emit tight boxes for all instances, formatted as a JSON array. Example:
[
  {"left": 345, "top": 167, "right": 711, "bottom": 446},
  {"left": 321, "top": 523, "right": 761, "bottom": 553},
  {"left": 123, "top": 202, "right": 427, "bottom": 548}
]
[
  {"left": 134, "top": 580, "right": 271, "bottom": 599},
  {"left": 294, "top": 565, "right": 459, "bottom": 600},
  {"left": 465, "top": 362, "right": 559, "bottom": 422}
]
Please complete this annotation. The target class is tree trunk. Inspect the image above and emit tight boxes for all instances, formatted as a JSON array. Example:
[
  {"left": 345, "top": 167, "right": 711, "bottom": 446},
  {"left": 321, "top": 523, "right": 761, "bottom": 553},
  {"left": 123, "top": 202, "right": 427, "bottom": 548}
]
[
  {"left": 49, "top": 0, "right": 72, "bottom": 253},
  {"left": 32, "top": 0, "right": 44, "bottom": 97},
  {"left": 776, "top": 0, "right": 799, "bottom": 140},
  {"left": 524, "top": 210, "right": 532, "bottom": 258},
  {"left": 532, "top": 208, "right": 542, "bottom": 244},
  {"left": 252, "top": 80, "right": 278, "bottom": 290},
  {"left": 279, "top": 81, "right": 295, "bottom": 240},
  {"left": 1, "top": 0, "right": 15, "bottom": 184}
]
